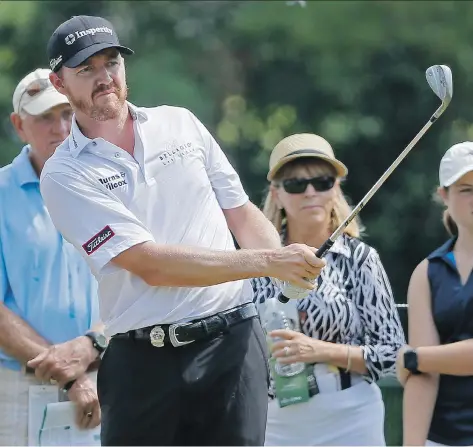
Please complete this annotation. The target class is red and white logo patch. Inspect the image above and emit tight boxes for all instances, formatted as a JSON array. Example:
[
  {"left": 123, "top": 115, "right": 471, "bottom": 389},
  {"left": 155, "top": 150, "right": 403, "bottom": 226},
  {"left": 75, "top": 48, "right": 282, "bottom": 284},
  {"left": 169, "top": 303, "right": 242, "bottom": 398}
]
[{"left": 82, "top": 226, "right": 115, "bottom": 255}]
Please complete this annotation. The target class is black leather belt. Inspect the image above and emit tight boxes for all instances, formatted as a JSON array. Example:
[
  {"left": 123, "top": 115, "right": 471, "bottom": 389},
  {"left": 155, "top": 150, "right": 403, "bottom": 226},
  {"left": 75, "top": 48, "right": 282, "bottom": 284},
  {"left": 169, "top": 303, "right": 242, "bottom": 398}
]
[{"left": 112, "top": 302, "right": 258, "bottom": 348}]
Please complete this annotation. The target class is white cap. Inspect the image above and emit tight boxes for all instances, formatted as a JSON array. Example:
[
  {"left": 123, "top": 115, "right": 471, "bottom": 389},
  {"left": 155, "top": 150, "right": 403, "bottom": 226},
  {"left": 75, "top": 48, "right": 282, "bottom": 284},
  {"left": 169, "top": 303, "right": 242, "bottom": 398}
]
[
  {"left": 12, "top": 68, "right": 69, "bottom": 116},
  {"left": 439, "top": 142, "right": 473, "bottom": 187}
]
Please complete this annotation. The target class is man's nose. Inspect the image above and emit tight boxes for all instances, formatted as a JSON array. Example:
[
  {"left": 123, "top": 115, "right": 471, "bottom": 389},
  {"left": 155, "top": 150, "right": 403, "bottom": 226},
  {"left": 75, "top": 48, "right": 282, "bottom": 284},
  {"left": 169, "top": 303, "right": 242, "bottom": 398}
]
[{"left": 96, "top": 66, "right": 113, "bottom": 84}]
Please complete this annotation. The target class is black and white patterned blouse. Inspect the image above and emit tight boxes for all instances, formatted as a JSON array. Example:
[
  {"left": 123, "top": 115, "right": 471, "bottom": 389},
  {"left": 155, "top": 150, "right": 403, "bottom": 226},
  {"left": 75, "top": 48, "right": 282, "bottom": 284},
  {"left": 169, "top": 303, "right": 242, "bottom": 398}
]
[{"left": 252, "top": 233, "right": 406, "bottom": 382}]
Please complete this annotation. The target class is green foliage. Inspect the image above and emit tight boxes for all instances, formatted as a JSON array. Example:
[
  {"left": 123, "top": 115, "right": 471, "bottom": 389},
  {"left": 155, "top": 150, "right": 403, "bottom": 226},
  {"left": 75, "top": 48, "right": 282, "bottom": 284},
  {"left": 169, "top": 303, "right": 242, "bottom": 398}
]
[{"left": 1, "top": 0, "right": 471, "bottom": 305}]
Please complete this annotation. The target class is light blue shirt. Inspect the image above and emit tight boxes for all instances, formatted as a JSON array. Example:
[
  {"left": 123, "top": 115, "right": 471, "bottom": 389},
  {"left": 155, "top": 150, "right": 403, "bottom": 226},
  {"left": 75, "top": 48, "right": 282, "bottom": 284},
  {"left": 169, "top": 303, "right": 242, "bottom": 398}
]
[{"left": 0, "top": 146, "right": 99, "bottom": 370}]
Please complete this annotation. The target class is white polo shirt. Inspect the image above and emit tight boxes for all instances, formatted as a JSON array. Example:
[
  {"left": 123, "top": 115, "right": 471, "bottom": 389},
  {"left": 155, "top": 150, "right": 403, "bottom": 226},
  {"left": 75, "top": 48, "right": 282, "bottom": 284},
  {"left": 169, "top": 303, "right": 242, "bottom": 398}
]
[{"left": 40, "top": 103, "right": 253, "bottom": 337}]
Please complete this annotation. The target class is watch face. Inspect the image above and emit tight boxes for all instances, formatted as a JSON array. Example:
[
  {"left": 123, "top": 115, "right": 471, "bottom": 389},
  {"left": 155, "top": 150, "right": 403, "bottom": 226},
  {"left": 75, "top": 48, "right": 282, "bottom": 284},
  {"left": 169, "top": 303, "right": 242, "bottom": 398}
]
[
  {"left": 95, "top": 333, "right": 108, "bottom": 349},
  {"left": 88, "top": 332, "right": 107, "bottom": 351},
  {"left": 404, "top": 350, "right": 419, "bottom": 372}
]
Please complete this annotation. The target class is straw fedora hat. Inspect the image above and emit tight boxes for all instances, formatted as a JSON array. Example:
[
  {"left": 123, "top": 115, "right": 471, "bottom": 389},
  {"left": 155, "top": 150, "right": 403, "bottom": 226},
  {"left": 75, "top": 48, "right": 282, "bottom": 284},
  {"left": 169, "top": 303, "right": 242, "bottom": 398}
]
[{"left": 267, "top": 133, "right": 348, "bottom": 181}]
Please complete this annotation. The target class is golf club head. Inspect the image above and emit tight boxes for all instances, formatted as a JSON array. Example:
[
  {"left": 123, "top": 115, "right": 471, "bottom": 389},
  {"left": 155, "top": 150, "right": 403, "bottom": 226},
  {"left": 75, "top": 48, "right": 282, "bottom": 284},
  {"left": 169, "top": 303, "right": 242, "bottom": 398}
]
[{"left": 426, "top": 65, "right": 453, "bottom": 117}]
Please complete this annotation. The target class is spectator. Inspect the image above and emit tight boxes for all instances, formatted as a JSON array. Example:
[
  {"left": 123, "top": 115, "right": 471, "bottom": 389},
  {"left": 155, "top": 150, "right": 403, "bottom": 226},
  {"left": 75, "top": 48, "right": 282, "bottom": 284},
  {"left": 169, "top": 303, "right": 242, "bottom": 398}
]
[
  {"left": 0, "top": 68, "right": 103, "bottom": 445},
  {"left": 252, "top": 133, "right": 406, "bottom": 446},
  {"left": 401, "top": 142, "right": 473, "bottom": 446}
]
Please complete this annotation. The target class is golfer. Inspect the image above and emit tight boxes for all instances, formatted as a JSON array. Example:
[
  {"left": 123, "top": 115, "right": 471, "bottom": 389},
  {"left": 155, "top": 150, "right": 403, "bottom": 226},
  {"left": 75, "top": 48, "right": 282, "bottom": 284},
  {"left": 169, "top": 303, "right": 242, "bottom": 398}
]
[{"left": 38, "top": 15, "right": 326, "bottom": 446}]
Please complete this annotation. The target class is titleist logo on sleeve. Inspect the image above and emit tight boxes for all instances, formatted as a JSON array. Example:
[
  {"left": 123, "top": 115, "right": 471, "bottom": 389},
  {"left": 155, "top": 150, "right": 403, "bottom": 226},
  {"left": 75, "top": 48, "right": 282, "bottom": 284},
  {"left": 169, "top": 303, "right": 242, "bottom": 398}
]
[{"left": 82, "top": 226, "right": 115, "bottom": 255}]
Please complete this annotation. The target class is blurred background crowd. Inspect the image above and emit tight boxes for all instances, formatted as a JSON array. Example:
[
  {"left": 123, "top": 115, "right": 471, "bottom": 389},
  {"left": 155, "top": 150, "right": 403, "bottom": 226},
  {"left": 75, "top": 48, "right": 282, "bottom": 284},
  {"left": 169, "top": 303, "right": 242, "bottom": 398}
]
[{"left": 1, "top": 1, "right": 471, "bottom": 444}]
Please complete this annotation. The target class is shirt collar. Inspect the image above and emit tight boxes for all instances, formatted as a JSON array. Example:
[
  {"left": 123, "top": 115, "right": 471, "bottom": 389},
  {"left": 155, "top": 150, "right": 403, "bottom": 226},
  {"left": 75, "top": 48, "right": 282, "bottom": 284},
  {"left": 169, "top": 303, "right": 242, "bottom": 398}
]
[
  {"left": 330, "top": 235, "right": 351, "bottom": 258},
  {"left": 427, "top": 237, "right": 457, "bottom": 261},
  {"left": 12, "top": 145, "right": 39, "bottom": 187},
  {"left": 69, "top": 102, "right": 148, "bottom": 158}
]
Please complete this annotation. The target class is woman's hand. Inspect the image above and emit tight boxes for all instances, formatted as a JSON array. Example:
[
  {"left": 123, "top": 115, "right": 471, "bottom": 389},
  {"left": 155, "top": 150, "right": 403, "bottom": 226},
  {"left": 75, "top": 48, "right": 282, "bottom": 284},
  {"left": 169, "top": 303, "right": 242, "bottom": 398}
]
[{"left": 270, "top": 329, "right": 327, "bottom": 364}]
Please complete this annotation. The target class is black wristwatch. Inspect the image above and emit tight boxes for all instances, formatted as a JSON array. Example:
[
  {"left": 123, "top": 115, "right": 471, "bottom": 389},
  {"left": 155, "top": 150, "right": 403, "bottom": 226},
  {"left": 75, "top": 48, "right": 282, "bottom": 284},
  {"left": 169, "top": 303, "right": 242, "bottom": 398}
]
[
  {"left": 404, "top": 349, "right": 422, "bottom": 375},
  {"left": 84, "top": 331, "right": 108, "bottom": 356}
]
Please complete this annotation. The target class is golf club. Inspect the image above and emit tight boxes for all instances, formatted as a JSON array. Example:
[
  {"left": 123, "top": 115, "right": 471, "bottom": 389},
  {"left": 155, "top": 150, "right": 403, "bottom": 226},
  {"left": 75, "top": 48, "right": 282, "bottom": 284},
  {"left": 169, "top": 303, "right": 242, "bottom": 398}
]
[{"left": 278, "top": 64, "right": 453, "bottom": 303}]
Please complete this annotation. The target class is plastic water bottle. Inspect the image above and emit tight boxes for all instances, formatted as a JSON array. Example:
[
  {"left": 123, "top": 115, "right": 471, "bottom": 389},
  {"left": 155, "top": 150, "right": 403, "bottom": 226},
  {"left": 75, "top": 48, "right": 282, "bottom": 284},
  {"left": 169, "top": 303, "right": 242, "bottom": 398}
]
[{"left": 263, "top": 298, "right": 305, "bottom": 377}]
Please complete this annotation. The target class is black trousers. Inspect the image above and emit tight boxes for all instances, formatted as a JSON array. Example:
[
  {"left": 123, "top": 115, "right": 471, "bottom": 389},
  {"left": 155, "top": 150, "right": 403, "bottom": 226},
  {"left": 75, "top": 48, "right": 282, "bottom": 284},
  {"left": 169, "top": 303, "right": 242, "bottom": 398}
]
[{"left": 97, "top": 316, "right": 270, "bottom": 446}]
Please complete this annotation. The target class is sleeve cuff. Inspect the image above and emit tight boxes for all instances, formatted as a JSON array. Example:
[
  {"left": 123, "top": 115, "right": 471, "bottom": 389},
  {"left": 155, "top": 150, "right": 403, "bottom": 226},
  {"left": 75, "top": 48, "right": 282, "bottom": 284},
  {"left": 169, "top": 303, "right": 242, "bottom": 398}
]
[{"left": 219, "top": 193, "right": 249, "bottom": 210}]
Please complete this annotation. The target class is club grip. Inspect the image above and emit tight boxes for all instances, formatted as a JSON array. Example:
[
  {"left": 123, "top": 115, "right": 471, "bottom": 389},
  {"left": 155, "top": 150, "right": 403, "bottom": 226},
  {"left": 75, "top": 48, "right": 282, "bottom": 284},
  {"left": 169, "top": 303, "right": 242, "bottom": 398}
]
[
  {"left": 277, "top": 238, "right": 334, "bottom": 304},
  {"left": 316, "top": 238, "right": 334, "bottom": 258}
]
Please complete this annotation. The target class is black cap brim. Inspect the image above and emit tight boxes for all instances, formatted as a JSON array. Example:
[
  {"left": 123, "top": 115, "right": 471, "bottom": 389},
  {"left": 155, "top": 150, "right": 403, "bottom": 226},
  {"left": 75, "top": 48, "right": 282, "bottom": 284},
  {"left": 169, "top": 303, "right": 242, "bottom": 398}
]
[{"left": 63, "top": 42, "right": 134, "bottom": 68}]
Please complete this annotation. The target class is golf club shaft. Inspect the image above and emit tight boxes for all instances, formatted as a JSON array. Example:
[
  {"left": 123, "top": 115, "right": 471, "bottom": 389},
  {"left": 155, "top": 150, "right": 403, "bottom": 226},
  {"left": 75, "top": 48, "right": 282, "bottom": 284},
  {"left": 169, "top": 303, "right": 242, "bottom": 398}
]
[
  {"left": 317, "top": 112, "right": 440, "bottom": 258},
  {"left": 279, "top": 105, "right": 444, "bottom": 304}
]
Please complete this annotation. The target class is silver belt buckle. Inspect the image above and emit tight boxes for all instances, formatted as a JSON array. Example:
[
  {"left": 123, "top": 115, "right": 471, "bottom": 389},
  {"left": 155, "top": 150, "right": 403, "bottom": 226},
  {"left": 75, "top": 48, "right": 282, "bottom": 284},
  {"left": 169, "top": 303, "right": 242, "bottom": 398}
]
[
  {"left": 150, "top": 326, "right": 166, "bottom": 347},
  {"left": 169, "top": 323, "right": 194, "bottom": 347}
]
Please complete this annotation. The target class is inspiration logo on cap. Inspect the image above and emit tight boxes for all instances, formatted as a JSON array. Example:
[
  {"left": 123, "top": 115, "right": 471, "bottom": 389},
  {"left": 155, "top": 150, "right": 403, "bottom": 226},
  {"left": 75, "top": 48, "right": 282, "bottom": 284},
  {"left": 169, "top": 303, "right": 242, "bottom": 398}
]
[{"left": 47, "top": 15, "right": 134, "bottom": 72}]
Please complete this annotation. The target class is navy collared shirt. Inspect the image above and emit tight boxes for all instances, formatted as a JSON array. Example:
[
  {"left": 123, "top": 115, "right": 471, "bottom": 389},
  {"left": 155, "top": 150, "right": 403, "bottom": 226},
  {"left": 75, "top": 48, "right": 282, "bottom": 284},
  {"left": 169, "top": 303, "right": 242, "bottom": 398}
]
[
  {"left": 427, "top": 237, "right": 473, "bottom": 445},
  {"left": 0, "top": 146, "right": 99, "bottom": 370}
]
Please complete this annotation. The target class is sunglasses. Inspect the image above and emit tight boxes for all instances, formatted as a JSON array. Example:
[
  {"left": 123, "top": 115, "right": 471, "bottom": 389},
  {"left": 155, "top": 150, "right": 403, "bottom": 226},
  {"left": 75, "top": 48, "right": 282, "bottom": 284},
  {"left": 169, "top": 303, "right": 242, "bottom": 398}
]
[{"left": 280, "top": 176, "right": 336, "bottom": 194}]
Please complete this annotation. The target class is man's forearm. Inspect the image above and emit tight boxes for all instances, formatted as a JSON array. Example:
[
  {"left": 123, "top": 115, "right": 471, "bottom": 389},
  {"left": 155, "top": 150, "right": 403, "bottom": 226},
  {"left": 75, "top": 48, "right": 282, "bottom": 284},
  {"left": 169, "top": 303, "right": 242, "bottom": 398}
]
[
  {"left": 140, "top": 245, "right": 271, "bottom": 287},
  {"left": 224, "top": 202, "right": 282, "bottom": 250},
  {"left": 418, "top": 341, "right": 473, "bottom": 375},
  {"left": 113, "top": 237, "right": 322, "bottom": 289},
  {"left": 0, "top": 303, "right": 50, "bottom": 364}
]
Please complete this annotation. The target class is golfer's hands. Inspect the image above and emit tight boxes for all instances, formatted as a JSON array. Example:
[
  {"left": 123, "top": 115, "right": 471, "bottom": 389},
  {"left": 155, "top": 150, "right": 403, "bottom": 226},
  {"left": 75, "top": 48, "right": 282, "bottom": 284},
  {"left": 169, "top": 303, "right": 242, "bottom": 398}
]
[
  {"left": 27, "top": 336, "right": 97, "bottom": 386},
  {"left": 270, "top": 329, "right": 325, "bottom": 364},
  {"left": 267, "top": 244, "right": 325, "bottom": 289},
  {"left": 396, "top": 344, "right": 411, "bottom": 386},
  {"left": 68, "top": 374, "right": 101, "bottom": 429}
]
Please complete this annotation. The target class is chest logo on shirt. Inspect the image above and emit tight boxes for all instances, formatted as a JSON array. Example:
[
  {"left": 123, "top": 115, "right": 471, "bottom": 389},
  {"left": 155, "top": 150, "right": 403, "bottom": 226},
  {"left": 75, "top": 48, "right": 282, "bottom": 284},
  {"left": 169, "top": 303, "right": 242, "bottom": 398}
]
[
  {"left": 98, "top": 172, "right": 127, "bottom": 191},
  {"left": 160, "top": 140, "right": 195, "bottom": 166},
  {"left": 82, "top": 225, "right": 115, "bottom": 255}
]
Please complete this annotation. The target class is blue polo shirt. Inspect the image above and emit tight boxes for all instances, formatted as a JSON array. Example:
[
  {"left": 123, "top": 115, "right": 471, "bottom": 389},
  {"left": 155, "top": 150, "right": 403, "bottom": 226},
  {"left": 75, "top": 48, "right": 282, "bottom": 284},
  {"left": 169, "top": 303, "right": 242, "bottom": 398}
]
[
  {"left": 0, "top": 146, "right": 99, "bottom": 371},
  {"left": 427, "top": 237, "right": 473, "bottom": 446}
]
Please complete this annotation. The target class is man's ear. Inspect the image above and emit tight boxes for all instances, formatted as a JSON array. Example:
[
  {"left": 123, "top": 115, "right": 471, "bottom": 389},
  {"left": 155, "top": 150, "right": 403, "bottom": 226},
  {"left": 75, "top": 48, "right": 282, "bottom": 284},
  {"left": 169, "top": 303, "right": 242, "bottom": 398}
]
[
  {"left": 49, "top": 71, "right": 66, "bottom": 95},
  {"left": 10, "top": 112, "right": 27, "bottom": 143}
]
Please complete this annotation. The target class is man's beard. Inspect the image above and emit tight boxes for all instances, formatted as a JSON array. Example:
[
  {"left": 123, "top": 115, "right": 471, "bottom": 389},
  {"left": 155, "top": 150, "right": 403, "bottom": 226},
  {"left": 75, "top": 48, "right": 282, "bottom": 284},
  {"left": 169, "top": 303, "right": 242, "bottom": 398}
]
[{"left": 66, "top": 82, "right": 128, "bottom": 121}]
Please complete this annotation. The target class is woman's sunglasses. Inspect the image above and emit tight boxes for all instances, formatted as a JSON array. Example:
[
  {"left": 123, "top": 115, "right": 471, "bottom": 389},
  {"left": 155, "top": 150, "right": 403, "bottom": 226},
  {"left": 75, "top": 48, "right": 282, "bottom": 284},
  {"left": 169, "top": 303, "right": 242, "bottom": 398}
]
[{"left": 280, "top": 175, "right": 336, "bottom": 194}]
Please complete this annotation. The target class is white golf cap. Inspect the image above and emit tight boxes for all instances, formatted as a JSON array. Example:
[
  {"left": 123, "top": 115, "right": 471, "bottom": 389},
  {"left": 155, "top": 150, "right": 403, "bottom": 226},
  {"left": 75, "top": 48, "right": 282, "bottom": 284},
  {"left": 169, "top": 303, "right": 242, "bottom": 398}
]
[
  {"left": 439, "top": 141, "right": 473, "bottom": 187},
  {"left": 12, "top": 68, "right": 69, "bottom": 116}
]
